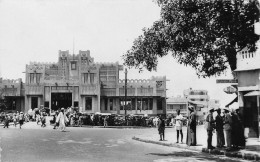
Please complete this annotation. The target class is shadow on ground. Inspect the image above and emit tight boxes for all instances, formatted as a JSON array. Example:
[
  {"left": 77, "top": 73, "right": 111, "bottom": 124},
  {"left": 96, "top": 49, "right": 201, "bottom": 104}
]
[{"left": 148, "top": 151, "right": 242, "bottom": 162}]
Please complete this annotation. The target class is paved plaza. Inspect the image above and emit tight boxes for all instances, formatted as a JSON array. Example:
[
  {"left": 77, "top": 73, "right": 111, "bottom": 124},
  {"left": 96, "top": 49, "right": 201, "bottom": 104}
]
[{"left": 0, "top": 122, "right": 254, "bottom": 162}]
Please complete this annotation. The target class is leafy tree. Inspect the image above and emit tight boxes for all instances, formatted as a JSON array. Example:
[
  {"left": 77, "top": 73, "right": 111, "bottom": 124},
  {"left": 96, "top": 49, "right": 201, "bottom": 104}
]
[{"left": 123, "top": 0, "right": 259, "bottom": 77}]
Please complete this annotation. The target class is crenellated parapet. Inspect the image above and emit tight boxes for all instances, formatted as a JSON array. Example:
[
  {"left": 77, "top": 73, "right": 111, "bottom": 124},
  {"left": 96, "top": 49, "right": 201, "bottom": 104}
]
[
  {"left": 96, "top": 62, "right": 120, "bottom": 66},
  {"left": 0, "top": 78, "right": 22, "bottom": 84},
  {"left": 26, "top": 62, "right": 45, "bottom": 73},
  {"left": 119, "top": 79, "right": 152, "bottom": 84}
]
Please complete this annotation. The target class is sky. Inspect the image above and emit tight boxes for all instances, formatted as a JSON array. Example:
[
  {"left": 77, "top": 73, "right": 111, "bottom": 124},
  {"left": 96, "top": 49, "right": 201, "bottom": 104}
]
[{"left": 0, "top": 0, "right": 237, "bottom": 107}]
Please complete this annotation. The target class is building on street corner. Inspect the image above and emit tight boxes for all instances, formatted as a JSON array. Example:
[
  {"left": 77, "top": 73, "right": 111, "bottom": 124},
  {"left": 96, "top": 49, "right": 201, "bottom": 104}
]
[
  {"left": 0, "top": 50, "right": 167, "bottom": 117},
  {"left": 166, "top": 90, "right": 220, "bottom": 121}
]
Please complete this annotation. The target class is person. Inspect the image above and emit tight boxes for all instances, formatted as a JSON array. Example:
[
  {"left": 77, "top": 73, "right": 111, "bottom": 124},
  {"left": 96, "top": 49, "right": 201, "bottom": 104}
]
[
  {"left": 41, "top": 111, "right": 46, "bottom": 127},
  {"left": 175, "top": 109, "right": 183, "bottom": 143},
  {"left": 223, "top": 107, "right": 232, "bottom": 150},
  {"left": 158, "top": 115, "right": 165, "bottom": 141},
  {"left": 104, "top": 116, "right": 108, "bottom": 128},
  {"left": 13, "top": 113, "right": 17, "bottom": 127},
  {"left": 3, "top": 114, "right": 10, "bottom": 128},
  {"left": 36, "top": 113, "right": 41, "bottom": 125},
  {"left": 53, "top": 110, "right": 59, "bottom": 129},
  {"left": 19, "top": 112, "right": 25, "bottom": 129},
  {"left": 186, "top": 105, "right": 196, "bottom": 146},
  {"left": 231, "top": 108, "right": 245, "bottom": 149},
  {"left": 215, "top": 108, "right": 225, "bottom": 148},
  {"left": 235, "top": 108, "right": 246, "bottom": 148},
  {"left": 206, "top": 107, "right": 215, "bottom": 149},
  {"left": 56, "top": 108, "right": 69, "bottom": 132}
]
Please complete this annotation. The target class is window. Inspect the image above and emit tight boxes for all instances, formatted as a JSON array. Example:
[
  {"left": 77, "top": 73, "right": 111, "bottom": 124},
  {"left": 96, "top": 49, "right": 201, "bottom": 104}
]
[
  {"left": 85, "top": 97, "right": 92, "bottom": 110},
  {"left": 83, "top": 73, "right": 88, "bottom": 83},
  {"left": 74, "top": 101, "right": 78, "bottom": 107},
  {"left": 105, "top": 98, "right": 108, "bottom": 110},
  {"left": 109, "top": 99, "right": 113, "bottom": 110},
  {"left": 90, "top": 73, "right": 95, "bottom": 83},
  {"left": 142, "top": 98, "right": 148, "bottom": 110},
  {"left": 44, "top": 101, "right": 49, "bottom": 108},
  {"left": 71, "top": 62, "right": 77, "bottom": 70},
  {"left": 120, "top": 98, "right": 124, "bottom": 110},
  {"left": 30, "top": 73, "right": 35, "bottom": 83},
  {"left": 157, "top": 98, "right": 163, "bottom": 110},
  {"left": 149, "top": 98, "right": 153, "bottom": 110},
  {"left": 36, "top": 73, "right": 41, "bottom": 84}
]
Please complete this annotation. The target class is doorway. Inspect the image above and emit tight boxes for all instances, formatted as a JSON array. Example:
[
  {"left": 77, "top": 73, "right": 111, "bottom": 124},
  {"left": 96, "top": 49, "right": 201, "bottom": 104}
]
[
  {"left": 51, "top": 93, "right": 72, "bottom": 111},
  {"left": 31, "top": 97, "right": 38, "bottom": 110}
]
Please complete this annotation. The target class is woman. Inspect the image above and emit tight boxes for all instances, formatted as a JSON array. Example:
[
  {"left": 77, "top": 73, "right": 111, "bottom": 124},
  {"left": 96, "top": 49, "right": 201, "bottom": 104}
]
[
  {"left": 175, "top": 109, "right": 183, "bottom": 143},
  {"left": 186, "top": 106, "right": 196, "bottom": 146},
  {"left": 56, "top": 108, "right": 69, "bottom": 132}
]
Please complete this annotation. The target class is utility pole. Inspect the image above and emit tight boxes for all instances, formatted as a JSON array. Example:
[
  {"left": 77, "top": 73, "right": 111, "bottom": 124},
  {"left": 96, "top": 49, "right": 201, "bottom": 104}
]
[{"left": 124, "top": 68, "right": 127, "bottom": 123}]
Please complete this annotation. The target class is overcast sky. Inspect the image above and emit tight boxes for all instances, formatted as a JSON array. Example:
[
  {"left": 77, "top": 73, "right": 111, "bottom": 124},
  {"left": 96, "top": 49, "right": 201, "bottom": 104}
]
[{"left": 0, "top": 0, "right": 237, "bottom": 107}]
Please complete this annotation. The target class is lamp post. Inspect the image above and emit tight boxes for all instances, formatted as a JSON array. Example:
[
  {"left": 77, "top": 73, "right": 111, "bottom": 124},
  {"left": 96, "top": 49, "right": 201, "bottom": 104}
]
[{"left": 124, "top": 68, "right": 127, "bottom": 123}]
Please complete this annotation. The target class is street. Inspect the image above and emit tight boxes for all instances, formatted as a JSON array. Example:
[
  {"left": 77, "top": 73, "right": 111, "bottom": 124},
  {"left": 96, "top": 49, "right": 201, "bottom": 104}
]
[{"left": 0, "top": 124, "right": 250, "bottom": 162}]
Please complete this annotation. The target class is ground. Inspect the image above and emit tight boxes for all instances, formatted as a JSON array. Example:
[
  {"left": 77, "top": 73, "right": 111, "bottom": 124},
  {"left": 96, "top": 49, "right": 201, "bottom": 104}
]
[{"left": 0, "top": 124, "right": 251, "bottom": 162}]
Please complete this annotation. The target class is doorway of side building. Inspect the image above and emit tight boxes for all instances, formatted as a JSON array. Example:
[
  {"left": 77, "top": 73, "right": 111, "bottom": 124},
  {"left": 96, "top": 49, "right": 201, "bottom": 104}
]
[
  {"left": 31, "top": 97, "right": 38, "bottom": 110},
  {"left": 51, "top": 93, "right": 72, "bottom": 111}
]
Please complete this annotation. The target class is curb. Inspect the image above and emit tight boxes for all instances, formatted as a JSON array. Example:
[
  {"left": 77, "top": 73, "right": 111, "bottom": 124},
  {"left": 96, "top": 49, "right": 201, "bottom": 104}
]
[
  {"left": 132, "top": 137, "right": 260, "bottom": 161},
  {"left": 132, "top": 136, "right": 201, "bottom": 152}
]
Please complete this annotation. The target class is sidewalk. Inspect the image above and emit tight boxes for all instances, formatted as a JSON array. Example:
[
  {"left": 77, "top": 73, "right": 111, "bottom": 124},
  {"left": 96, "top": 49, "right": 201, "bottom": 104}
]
[{"left": 132, "top": 125, "right": 260, "bottom": 161}]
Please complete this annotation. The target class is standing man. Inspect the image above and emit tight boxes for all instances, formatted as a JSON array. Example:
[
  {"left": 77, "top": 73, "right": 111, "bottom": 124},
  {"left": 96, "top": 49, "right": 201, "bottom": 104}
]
[
  {"left": 175, "top": 109, "right": 183, "bottom": 143},
  {"left": 104, "top": 116, "right": 108, "bottom": 128},
  {"left": 158, "top": 115, "right": 165, "bottom": 141},
  {"left": 215, "top": 108, "right": 225, "bottom": 148},
  {"left": 206, "top": 107, "right": 215, "bottom": 149},
  {"left": 186, "top": 106, "right": 196, "bottom": 146},
  {"left": 223, "top": 107, "right": 232, "bottom": 150}
]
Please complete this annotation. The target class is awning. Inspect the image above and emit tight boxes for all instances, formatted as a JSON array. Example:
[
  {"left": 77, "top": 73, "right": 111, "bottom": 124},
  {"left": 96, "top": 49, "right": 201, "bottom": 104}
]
[
  {"left": 225, "top": 97, "right": 238, "bottom": 107},
  {"left": 244, "top": 90, "right": 260, "bottom": 96}
]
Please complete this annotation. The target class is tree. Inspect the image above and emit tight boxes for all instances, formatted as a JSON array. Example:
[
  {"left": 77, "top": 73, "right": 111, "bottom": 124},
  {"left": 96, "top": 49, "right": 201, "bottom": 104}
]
[{"left": 123, "top": 0, "right": 259, "bottom": 77}]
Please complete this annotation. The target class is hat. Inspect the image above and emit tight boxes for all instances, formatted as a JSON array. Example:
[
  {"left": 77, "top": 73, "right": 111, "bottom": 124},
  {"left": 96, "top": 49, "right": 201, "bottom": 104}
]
[
  {"left": 223, "top": 107, "right": 230, "bottom": 112},
  {"left": 20, "top": 112, "right": 23, "bottom": 114},
  {"left": 209, "top": 107, "right": 215, "bottom": 112},
  {"left": 188, "top": 106, "right": 194, "bottom": 111},
  {"left": 214, "top": 107, "right": 221, "bottom": 111}
]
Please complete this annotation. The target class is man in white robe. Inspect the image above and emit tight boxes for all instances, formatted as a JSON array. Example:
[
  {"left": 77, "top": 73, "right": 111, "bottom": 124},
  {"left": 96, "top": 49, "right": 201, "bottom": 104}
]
[{"left": 56, "top": 108, "right": 68, "bottom": 132}]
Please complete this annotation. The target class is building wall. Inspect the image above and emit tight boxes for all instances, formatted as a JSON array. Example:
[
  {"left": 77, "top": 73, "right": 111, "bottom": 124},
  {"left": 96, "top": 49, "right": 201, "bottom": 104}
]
[
  {"left": 236, "top": 43, "right": 260, "bottom": 138},
  {"left": 20, "top": 50, "right": 166, "bottom": 116}
]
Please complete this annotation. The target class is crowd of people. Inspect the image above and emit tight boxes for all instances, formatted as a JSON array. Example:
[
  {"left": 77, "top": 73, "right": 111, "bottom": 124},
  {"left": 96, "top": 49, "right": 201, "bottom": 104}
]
[
  {"left": 2, "top": 105, "right": 247, "bottom": 150},
  {"left": 1, "top": 111, "right": 27, "bottom": 129},
  {"left": 157, "top": 105, "right": 246, "bottom": 151}
]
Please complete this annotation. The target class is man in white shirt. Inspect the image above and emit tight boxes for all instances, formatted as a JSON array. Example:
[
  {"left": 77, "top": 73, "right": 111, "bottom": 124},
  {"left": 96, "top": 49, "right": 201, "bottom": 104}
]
[{"left": 175, "top": 109, "right": 183, "bottom": 143}]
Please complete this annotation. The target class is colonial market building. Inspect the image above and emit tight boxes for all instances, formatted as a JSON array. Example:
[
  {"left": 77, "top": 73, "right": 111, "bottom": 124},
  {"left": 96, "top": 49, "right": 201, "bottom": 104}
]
[
  {"left": 0, "top": 50, "right": 167, "bottom": 116},
  {"left": 235, "top": 45, "right": 260, "bottom": 138}
]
